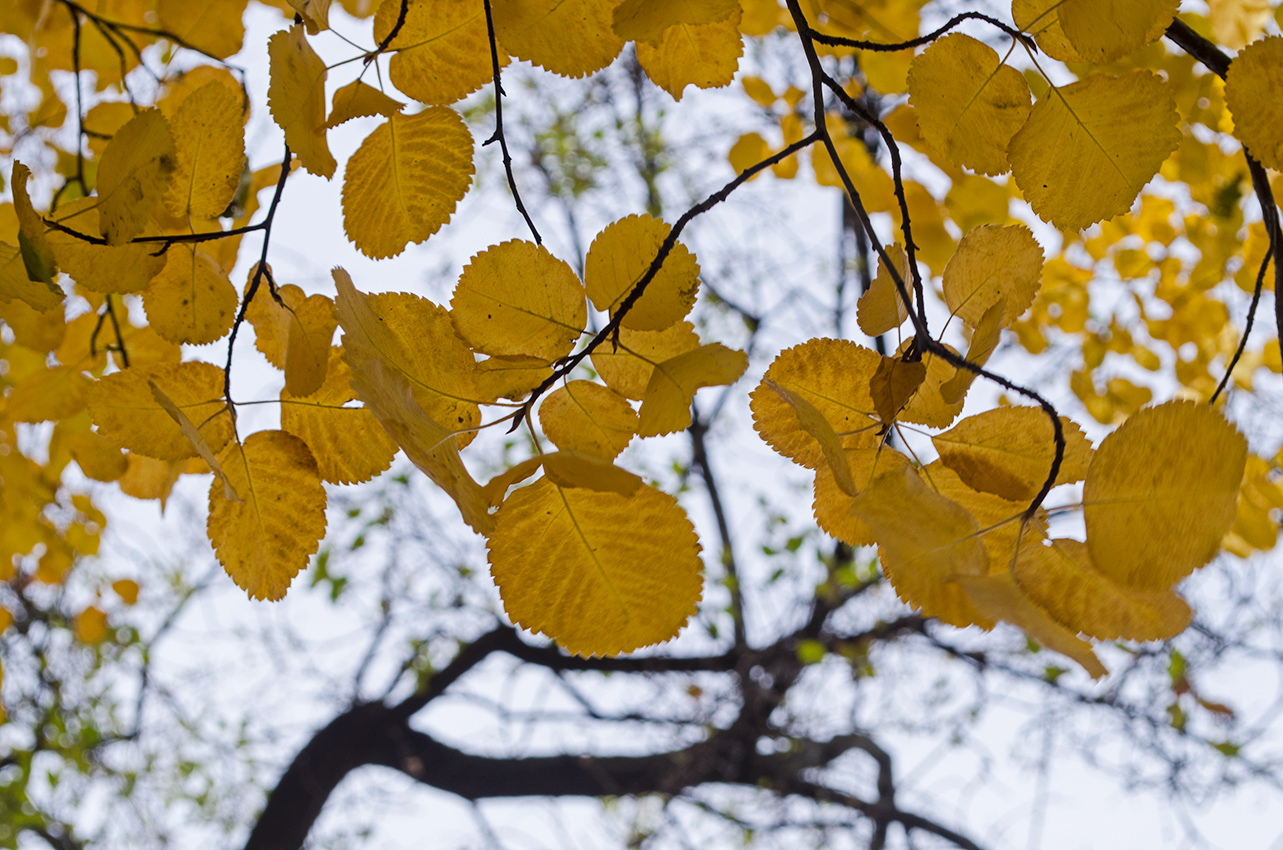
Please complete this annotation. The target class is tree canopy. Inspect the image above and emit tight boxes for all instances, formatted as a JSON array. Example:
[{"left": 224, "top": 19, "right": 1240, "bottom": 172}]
[{"left": 3, "top": 0, "right": 1283, "bottom": 848}]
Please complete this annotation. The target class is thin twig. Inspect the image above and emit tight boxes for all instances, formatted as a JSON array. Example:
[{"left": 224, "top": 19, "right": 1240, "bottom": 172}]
[
  {"left": 1211, "top": 252, "right": 1270, "bottom": 404},
  {"left": 482, "top": 0, "right": 542, "bottom": 244}
]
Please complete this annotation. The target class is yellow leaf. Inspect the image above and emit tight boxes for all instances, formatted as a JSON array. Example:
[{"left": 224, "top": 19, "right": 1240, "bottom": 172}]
[
  {"left": 852, "top": 466, "right": 992, "bottom": 628},
  {"left": 591, "top": 321, "right": 700, "bottom": 400},
  {"left": 1058, "top": 0, "right": 1177, "bottom": 63},
  {"left": 74, "top": 606, "right": 109, "bottom": 643},
  {"left": 117, "top": 452, "right": 185, "bottom": 509},
  {"left": 0, "top": 299, "right": 64, "bottom": 353},
  {"left": 612, "top": 0, "right": 739, "bottom": 42},
  {"left": 1012, "top": 0, "right": 1084, "bottom": 62},
  {"left": 288, "top": 0, "right": 332, "bottom": 32},
  {"left": 934, "top": 408, "right": 1093, "bottom": 502},
  {"left": 0, "top": 242, "right": 61, "bottom": 312},
  {"left": 750, "top": 339, "right": 881, "bottom": 469},
  {"left": 87, "top": 361, "right": 234, "bottom": 461},
  {"left": 1013, "top": 539, "right": 1192, "bottom": 641},
  {"left": 538, "top": 381, "right": 638, "bottom": 460},
  {"left": 1084, "top": 401, "right": 1247, "bottom": 590},
  {"left": 164, "top": 82, "right": 245, "bottom": 219},
  {"left": 493, "top": 0, "right": 624, "bottom": 78},
  {"left": 10, "top": 163, "right": 60, "bottom": 299},
  {"left": 283, "top": 294, "right": 338, "bottom": 398},
  {"left": 869, "top": 355, "right": 926, "bottom": 427},
  {"left": 65, "top": 429, "right": 128, "bottom": 483},
  {"left": 636, "top": 9, "right": 743, "bottom": 101},
  {"left": 209, "top": 430, "right": 327, "bottom": 601},
  {"left": 728, "top": 131, "right": 769, "bottom": 176},
  {"left": 342, "top": 108, "right": 475, "bottom": 259},
  {"left": 143, "top": 245, "right": 239, "bottom": 345},
  {"left": 96, "top": 109, "right": 177, "bottom": 245},
  {"left": 345, "top": 352, "right": 494, "bottom": 534},
  {"left": 638, "top": 343, "right": 748, "bottom": 436},
  {"left": 942, "top": 224, "right": 1043, "bottom": 329},
  {"left": 1226, "top": 36, "right": 1283, "bottom": 172},
  {"left": 4, "top": 366, "right": 89, "bottom": 423},
  {"left": 333, "top": 268, "right": 481, "bottom": 446},
  {"left": 325, "top": 80, "right": 404, "bottom": 128},
  {"left": 543, "top": 451, "right": 644, "bottom": 496},
  {"left": 487, "top": 476, "right": 702, "bottom": 656},
  {"left": 149, "top": 380, "right": 241, "bottom": 502},
  {"left": 268, "top": 24, "right": 336, "bottom": 179},
  {"left": 922, "top": 461, "right": 1045, "bottom": 572},
  {"left": 46, "top": 199, "right": 165, "bottom": 294},
  {"left": 939, "top": 299, "right": 1003, "bottom": 405},
  {"left": 907, "top": 33, "right": 1031, "bottom": 176},
  {"left": 474, "top": 355, "right": 553, "bottom": 402},
  {"left": 112, "top": 578, "right": 141, "bottom": 605},
  {"left": 954, "top": 573, "right": 1107, "bottom": 678},
  {"left": 451, "top": 240, "right": 587, "bottom": 360},
  {"left": 813, "top": 441, "right": 911, "bottom": 546},
  {"left": 856, "top": 243, "right": 910, "bottom": 338},
  {"left": 1209, "top": 0, "right": 1271, "bottom": 50},
  {"left": 764, "top": 379, "right": 856, "bottom": 496},
  {"left": 897, "top": 341, "right": 965, "bottom": 429},
  {"left": 157, "top": 0, "right": 249, "bottom": 59},
  {"left": 281, "top": 347, "right": 400, "bottom": 485},
  {"left": 1008, "top": 72, "right": 1180, "bottom": 231},
  {"left": 373, "top": 0, "right": 498, "bottom": 106},
  {"left": 584, "top": 215, "right": 700, "bottom": 332}
]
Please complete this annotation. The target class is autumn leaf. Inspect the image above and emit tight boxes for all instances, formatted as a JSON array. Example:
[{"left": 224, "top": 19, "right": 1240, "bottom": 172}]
[
  {"left": 325, "top": 80, "right": 403, "bottom": 129},
  {"left": 87, "top": 361, "right": 234, "bottom": 461},
  {"left": 487, "top": 476, "right": 702, "bottom": 656},
  {"left": 1057, "top": 0, "right": 1178, "bottom": 63},
  {"left": 941, "top": 224, "right": 1043, "bottom": 329},
  {"left": 143, "top": 245, "right": 239, "bottom": 346},
  {"left": 813, "top": 441, "right": 911, "bottom": 547},
  {"left": 165, "top": 81, "right": 246, "bottom": 219},
  {"left": 373, "top": 0, "right": 497, "bottom": 106},
  {"left": 47, "top": 198, "right": 165, "bottom": 295},
  {"left": 856, "top": 243, "right": 911, "bottom": 338},
  {"left": 493, "top": 0, "right": 624, "bottom": 78},
  {"left": 342, "top": 108, "right": 475, "bottom": 259},
  {"left": 538, "top": 381, "right": 638, "bottom": 460},
  {"left": 636, "top": 9, "right": 744, "bottom": 100},
  {"left": 208, "top": 430, "right": 327, "bottom": 601},
  {"left": 268, "top": 24, "right": 335, "bottom": 178},
  {"left": 591, "top": 321, "right": 700, "bottom": 400},
  {"left": 1226, "top": 36, "right": 1283, "bottom": 172},
  {"left": 148, "top": 380, "right": 240, "bottom": 502},
  {"left": 95, "top": 109, "right": 177, "bottom": 245},
  {"left": 585, "top": 215, "right": 700, "bottom": 332},
  {"left": 612, "top": 0, "right": 739, "bottom": 42},
  {"left": 638, "top": 343, "right": 748, "bottom": 436},
  {"left": 933, "top": 408, "right": 1093, "bottom": 502},
  {"left": 10, "top": 162, "right": 59, "bottom": 299},
  {"left": 156, "top": 0, "right": 249, "bottom": 60}
]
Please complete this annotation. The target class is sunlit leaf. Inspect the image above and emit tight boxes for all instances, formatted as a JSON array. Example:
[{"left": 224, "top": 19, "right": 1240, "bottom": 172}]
[
  {"left": 636, "top": 9, "right": 743, "bottom": 100},
  {"left": 493, "top": 0, "right": 624, "bottom": 78},
  {"left": 638, "top": 343, "right": 747, "bottom": 436},
  {"left": 96, "top": 109, "right": 177, "bottom": 244},
  {"left": 538, "top": 381, "right": 638, "bottom": 460},
  {"left": 933, "top": 408, "right": 1093, "bottom": 502},
  {"left": 165, "top": 81, "right": 246, "bottom": 219},
  {"left": 268, "top": 24, "right": 336, "bottom": 178},
  {"left": 87, "top": 361, "right": 234, "bottom": 461},
  {"left": 585, "top": 215, "right": 700, "bottom": 332},
  {"left": 373, "top": 0, "right": 497, "bottom": 106}
]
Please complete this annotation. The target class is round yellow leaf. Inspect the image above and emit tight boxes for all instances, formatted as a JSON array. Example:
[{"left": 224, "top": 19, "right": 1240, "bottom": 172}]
[
  {"left": 942, "top": 224, "right": 1043, "bottom": 329},
  {"left": 856, "top": 243, "right": 911, "bottom": 338},
  {"left": 907, "top": 33, "right": 1031, "bottom": 176},
  {"left": 281, "top": 347, "right": 399, "bottom": 485},
  {"left": 74, "top": 606, "right": 109, "bottom": 643},
  {"left": 95, "top": 109, "right": 177, "bottom": 245},
  {"left": 1226, "top": 35, "right": 1283, "bottom": 172},
  {"left": 47, "top": 199, "right": 166, "bottom": 294},
  {"left": 451, "top": 240, "right": 587, "bottom": 360},
  {"left": 487, "top": 477, "right": 703, "bottom": 656},
  {"left": 208, "top": 430, "right": 327, "bottom": 602},
  {"left": 1008, "top": 72, "right": 1180, "bottom": 231},
  {"left": 584, "top": 215, "right": 701, "bottom": 331},
  {"left": 87, "top": 361, "right": 234, "bottom": 461},
  {"left": 342, "top": 108, "right": 475, "bottom": 259},
  {"left": 591, "top": 321, "right": 700, "bottom": 400},
  {"left": 612, "top": 0, "right": 739, "bottom": 41},
  {"left": 374, "top": 0, "right": 499, "bottom": 105},
  {"left": 1012, "top": 0, "right": 1085, "bottom": 62},
  {"left": 538, "top": 381, "right": 638, "bottom": 460},
  {"left": 493, "top": 0, "right": 623, "bottom": 78},
  {"left": 933, "top": 408, "right": 1093, "bottom": 502},
  {"left": 1058, "top": 0, "right": 1178, "bottom": 63},
  {"left": 65, "top": 429, "right": 129, "bottom": 483},
  {"left": 164, "top": 81, "right": 246, "bottom": 219},
  {"left": 143, "top": 245, "right": 239, "bottom": 345},
  {"left": 635, "top": 10, "right": 743, "bottom": 101},
  {"left": 750, "top": 339, "right": 881, "bottom": 469},
  {"left": 1084, "top": 401, "right": 1247, "bottom": 590}
]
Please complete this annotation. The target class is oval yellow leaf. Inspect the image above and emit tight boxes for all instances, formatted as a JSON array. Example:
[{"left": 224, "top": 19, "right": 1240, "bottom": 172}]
[
  {"left": 487, "top": 476, "right": 703, "bottom": 656},
  {"left": 47, "top": 199, "right": 166, "bottom": 294},
  {"left": 813, "top": 442, "right": 911, "bottom": 547},
  {"left": 95, "top": 109, "right": 177, "bottom": 245},
  {"left": 1226, "top": 35, "right": 1283, "bottom": 172},
  {"left": 1013, "top": 539, "right": 1192, "bottom": 641},
  {"left": 591, "top": 321, "right": 700, "bottom": 400},
  {"left": 374, "top": 0, "right": 498, "bottom": 105},
  {"left": 143, "top": 245, "right": 239, "bottom": 345},
  {"left": 584, "top": 214, "right": 700, "bottom": 331},
  {"left": 268, "top": 24, "right": 335, "bottom": 178},
  {"left": 856, "top": 242, "right": 911, "bottom": 338},
  {"left": 325, "top": 79, "right": 403, "bottom": 128},
  {"left": 1012, "top": 0, "right": 1084, "bottom": 62},
  {"left": 1084, "top": 401, "right": 1247, "bottom": 590},
  {"left": 1058, "top": 0, "right": 1177, "bottom": 63},
  {"left": 539, "top": 381, "right": 638, "bottom": 460},
  {"left": 612, "top": 0, "right": 739, "bottom": 42},
  {"left": 750, "top": 338, "right": 881, "bottom": 469},
  {"left": 451, "top": 240, "right": 587, "bottom": 360},
  {"left": 281, "top": 347, "right": 400, "bottom": 485},
  {"left": 342, "top": 108, "right": 474, "bottom": 259},
  {"left": 942, "top": 224, "right": 1043, "bottom": 330},
  {"left": 933, "top": 408, "right": 1093, "bottom": 502},
  {"left": 87, "top": 361, "right": 234, "bottom": 461},
  {"left": 208, "top": 430, "right": 327, "bottom": 601},
  {"left": 493, "top": 0, "right": 624, "bottom": 78},
  {"left": 907, "top": 33, "right": 1031, "bottom": 176},
  {"left": 165, "top": 81, "right": 246, "bottom": 219},
  {"left": 635, "top": 9, "right": 743, "bottom": 101},
  {"left": 638, "top": 343, "right": 747, "bottom": 436},
  {"left": 1008, "top": 72, "right": 1180, "bottom": 231}
]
